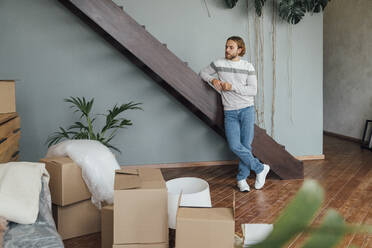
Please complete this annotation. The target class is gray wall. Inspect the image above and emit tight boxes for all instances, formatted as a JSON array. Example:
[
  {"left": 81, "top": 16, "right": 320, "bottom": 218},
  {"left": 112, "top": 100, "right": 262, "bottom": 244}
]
[
  {"left": 0, "top": 0, "right": 323, "bottom": 164},
  {"left": 324, "top": 0, "right": 372, "bottom": 139}
]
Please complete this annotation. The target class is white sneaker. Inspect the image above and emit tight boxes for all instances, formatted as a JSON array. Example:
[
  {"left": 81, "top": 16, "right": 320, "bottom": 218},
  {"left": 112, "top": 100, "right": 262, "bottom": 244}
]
[
  {"left": 237, "top": 179, "right": 250, "bottom": 192},
  {"left": 255, "top": 164, "right": 270, "bottom": 190}
]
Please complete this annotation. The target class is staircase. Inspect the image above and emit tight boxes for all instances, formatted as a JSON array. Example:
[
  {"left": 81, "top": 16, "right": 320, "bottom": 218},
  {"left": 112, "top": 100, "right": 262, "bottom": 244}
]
[{"left": 59, "top": 0, "right": 303, "bottom": 180}]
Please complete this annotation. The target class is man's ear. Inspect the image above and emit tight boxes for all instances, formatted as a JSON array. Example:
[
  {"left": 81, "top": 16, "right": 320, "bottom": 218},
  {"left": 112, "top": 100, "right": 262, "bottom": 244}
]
[{"left": 238, "top": 48, "right": 242, "bottom": 55}]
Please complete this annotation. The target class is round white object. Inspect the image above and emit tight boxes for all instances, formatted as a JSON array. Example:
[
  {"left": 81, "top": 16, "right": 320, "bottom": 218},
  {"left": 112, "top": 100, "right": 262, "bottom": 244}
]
[{"left": 166, "top": 177, "right": 212, "bottom": 229}]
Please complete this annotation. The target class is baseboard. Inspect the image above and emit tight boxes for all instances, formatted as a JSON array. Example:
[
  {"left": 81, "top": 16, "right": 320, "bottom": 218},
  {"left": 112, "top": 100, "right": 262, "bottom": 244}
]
[
  {"left": 121, "top": 160, "right": 239, "bottom": 169},
  {"left": 324, "top": 130, "right": 361, "bottom": 144},
  {"left": 121, "top": 155, "right": 324, "bottom": 169},
  {"left": 295, "top": 155, "right": 325, "bottom": 161}
]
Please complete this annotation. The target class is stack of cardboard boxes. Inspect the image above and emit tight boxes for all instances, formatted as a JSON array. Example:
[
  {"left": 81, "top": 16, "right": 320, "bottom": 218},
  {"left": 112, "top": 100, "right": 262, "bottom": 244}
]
[
  {"left": 40, "top": 157, "right": 101, "bottom": 240},
  {"left": 103, "top": 168, "right": 235, "bottom": 248},
  {"left": 42, "top": 156, "right": 236, "bottom": 247}
]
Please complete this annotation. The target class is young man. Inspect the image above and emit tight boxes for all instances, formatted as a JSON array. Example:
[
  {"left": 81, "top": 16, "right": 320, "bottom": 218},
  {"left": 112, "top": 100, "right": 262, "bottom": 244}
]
[{"left": 199, "top": 36, "right": 270, "bottom": 192}]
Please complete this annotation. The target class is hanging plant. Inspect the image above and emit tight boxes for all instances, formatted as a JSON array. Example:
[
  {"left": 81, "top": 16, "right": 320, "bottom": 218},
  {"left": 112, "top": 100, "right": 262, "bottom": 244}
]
[
  {"left": 225, "top": 0, "right": 239, "bottom": 8},
  {"left": 279, "top": 0, "right": 306, "bottom": 24},
  {"left": 225, "top": 0, "right": 331, "bottom": 24},
  {"left": 254, "top": 0, "right": 267, "bottom": 17}
]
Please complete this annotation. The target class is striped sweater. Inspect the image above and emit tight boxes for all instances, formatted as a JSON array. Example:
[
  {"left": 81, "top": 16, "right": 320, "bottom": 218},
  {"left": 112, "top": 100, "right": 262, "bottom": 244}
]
[{"left": 199, "top": 58, "right": 257, "bottom": 111}]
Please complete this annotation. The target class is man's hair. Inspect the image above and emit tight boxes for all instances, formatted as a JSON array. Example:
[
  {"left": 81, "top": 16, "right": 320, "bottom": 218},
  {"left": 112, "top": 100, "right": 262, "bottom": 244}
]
[{"left": 227, "top": 36, "right": 246, "bottom": 57}]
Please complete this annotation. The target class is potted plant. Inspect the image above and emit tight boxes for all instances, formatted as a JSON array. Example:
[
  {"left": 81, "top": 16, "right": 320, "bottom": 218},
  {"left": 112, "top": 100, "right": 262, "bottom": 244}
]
[{"left": 46, "top": 96, "right": 142, "bottom": 153}]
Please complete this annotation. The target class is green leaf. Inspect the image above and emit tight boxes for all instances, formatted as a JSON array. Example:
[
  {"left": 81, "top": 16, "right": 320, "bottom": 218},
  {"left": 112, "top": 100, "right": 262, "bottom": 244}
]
[
  {"left": 46, "top": 127, "right": 73, "bottom": 147},
  {"left": 279, "top": 0, "right": 306, "bottom": 24},
  {"left": 64, "top": 96, "right": 94, "bottom": 118},
  {"left": 302, "top": 209, "right": 348, "bottom": 248},
  {"left": 302, "top": 0, "right": 315, "bottom": 12},
  {"left": 104, "top": 134, "right": 116, "bottom": 144},
  {"left": 255, "top": 0, "right": 267, "bottom": 16},
  {"left": 72, "top": 131, "right": 89, "bottom": 140},
  {"left": 225, "top": 0, "right": 239, "bottom": 8},
  {"left": 104, "top": 143, "right": 122, "bottom": 153},
  {"left": 314, "top": 0, "right": 330, "bottom": 13},
  {"left": 119, "top": 119, "right": 132, "bottom": 127},
  {"left": 252, "top": 180, "right": 324, "bottom": 248},
  {"left": 101, "top": 102, "right": 142, "bottom": 134},
  {"left": 302, "top": 0, "right": 330, "bottom": 13},
  {"left": 68, "top": 121, "right": 89, "bottom": 131}
]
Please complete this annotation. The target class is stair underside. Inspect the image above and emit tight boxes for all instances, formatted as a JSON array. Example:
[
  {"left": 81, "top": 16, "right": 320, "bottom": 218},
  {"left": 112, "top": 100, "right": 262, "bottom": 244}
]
[{"left": 59, "top": 0, "right": 304, "bottom": 180}]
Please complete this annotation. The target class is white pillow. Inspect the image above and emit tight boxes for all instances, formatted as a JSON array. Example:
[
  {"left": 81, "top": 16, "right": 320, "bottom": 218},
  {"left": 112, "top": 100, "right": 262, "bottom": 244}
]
[{"left": 0, "top": 162, "right": 49, "bottom": 224}]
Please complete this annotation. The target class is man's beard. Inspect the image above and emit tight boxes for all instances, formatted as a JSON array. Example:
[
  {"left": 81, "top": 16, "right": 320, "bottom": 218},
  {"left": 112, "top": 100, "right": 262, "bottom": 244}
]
[{"left": 225, "top": 52, "right": 239, "bottom": 60}]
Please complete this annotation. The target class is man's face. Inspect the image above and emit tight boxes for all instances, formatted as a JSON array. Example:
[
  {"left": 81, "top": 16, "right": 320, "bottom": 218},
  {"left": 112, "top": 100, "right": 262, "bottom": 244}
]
[{"left": 225, "top": 40, "right": 241, "bottom": 60}]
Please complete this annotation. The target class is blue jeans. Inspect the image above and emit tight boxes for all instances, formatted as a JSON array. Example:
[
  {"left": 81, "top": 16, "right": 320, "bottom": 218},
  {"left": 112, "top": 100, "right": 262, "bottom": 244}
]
[{"left": 224, "top": 106, "right": 264, "bottom": 181}]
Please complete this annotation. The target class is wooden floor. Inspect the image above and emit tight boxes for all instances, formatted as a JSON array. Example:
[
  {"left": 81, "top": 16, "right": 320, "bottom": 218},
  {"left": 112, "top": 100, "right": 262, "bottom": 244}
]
[{"left": 64, "top": 135, "right": 372, "bottom": 248}]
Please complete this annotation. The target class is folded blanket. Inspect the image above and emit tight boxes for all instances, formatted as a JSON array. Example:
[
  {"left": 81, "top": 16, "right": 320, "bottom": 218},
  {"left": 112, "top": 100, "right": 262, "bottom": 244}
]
[
  {"left": 3, "top": 177, "right": 64, "bottom": 248},
  {"left": 0, "top": 162, "right": 49, "bottom": 224}
]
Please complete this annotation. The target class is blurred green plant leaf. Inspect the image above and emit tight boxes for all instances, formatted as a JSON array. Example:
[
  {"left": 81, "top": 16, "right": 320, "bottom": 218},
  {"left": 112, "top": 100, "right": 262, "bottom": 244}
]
[
  {"left": 238, "top": 180, "right": 372, "bottom": 248},
  {"left": 252, "top": 180, "right": 324, "bottom": 248},
  {"left": 302, "top": 209, "right": 347, "bottom": 248}
]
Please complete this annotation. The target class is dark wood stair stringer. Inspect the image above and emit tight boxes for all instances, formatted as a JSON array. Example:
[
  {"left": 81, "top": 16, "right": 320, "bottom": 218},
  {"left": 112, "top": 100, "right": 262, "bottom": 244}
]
[{"left": 58, "top": 0, "right": 303, "bottom": 180}]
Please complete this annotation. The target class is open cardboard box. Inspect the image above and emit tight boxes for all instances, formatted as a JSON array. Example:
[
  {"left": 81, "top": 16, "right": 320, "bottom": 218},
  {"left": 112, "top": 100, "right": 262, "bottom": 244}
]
[
  {"left": 40, "top": 156, "right": 91, "bottom": 206},
  {"left": 175, "top": 192, "right": 235, "bottom": 248},
  {"left": 113, "top": 168, "right": 168, "bottom": 246}
]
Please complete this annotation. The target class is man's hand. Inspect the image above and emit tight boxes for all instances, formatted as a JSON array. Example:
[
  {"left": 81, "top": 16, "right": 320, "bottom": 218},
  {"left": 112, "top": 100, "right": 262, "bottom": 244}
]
[
  {"left": 221, "top": 82, "right": 232, "bottom": 91},
  {"left": 211, "top": 79, "right": 222, "bottom": 91}
]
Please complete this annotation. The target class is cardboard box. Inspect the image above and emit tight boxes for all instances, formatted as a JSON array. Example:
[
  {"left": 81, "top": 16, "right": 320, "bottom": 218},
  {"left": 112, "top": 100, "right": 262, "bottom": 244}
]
[
  {"left": 102, "top": 205, "right": 167, "bottom": 248},
  {"left": 52, "top": 199, "right": 101, "bottom": 240},
  {"left": 112, "top": 244, "right": 168, "bottom": 248},
  {"left": 40, "top": 156, "right": 91, "bottom": 206},
  {"left": 102, "top": 205, "right": 114, "bottom": 248},
  {"left": 175, "top": 194, "right": 235, "bottom": 248},
  {"left": 114, "top": 168, "right": 168, "bottom": 245},
  {"left": 0, "top": 80, "right": 16, "bottom": 114}
]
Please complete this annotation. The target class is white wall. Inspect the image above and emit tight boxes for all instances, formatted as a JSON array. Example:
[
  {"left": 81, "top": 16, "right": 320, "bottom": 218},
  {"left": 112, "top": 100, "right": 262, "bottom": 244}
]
[{"left": 324, "top": 0, "right": 372, "bottom": 139}]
